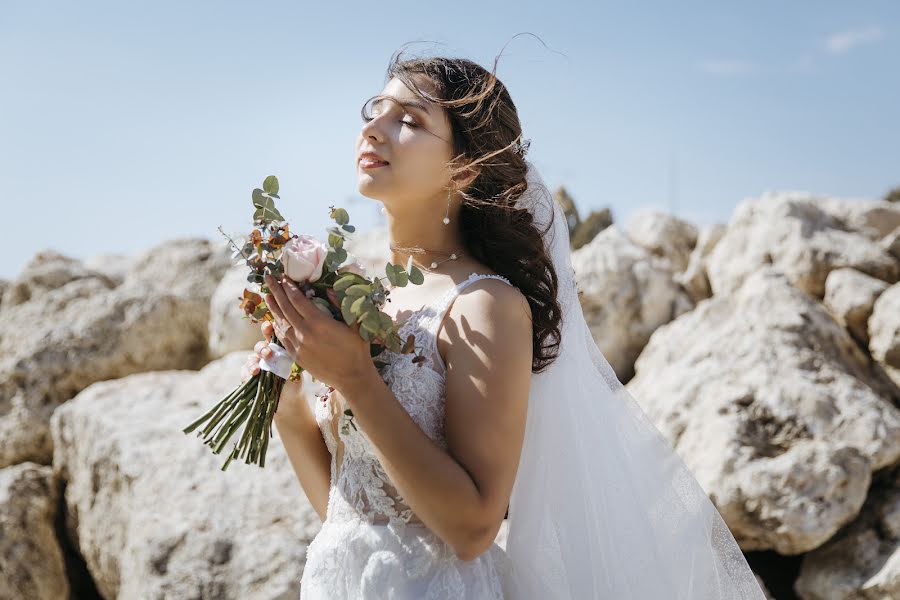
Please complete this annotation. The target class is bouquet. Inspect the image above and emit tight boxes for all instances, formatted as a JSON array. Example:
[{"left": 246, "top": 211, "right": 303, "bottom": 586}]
[{"left": 182, "top": 175, "right": 426, "bottom": 470}]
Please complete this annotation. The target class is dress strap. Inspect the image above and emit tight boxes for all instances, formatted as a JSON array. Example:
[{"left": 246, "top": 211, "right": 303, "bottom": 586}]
[{"left": 418, "top": 272, "right": 514, "bottom": 336}]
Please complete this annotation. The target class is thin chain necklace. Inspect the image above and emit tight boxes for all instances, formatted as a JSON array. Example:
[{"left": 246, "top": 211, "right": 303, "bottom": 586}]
[{"left": 389, "top": 245, "right": 465, "bottom": 271}]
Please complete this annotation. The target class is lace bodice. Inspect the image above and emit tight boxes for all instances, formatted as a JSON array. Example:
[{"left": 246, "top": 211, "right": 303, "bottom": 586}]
[{"left": 313, "top": 271, "right": 515, "bottom": 527}]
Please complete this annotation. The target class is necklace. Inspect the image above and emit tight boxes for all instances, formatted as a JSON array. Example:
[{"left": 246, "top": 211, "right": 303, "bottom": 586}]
[{"left": 388, "top": 244, "right": 465, "bottom": 271}]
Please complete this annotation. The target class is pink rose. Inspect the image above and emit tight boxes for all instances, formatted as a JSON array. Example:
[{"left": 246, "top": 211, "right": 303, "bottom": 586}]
[
  {"left": 338, "top": 256, "right": 367, "bottom": 278},
  {"left": 282, "top": 234, "right": 329, "bottom": 283}
]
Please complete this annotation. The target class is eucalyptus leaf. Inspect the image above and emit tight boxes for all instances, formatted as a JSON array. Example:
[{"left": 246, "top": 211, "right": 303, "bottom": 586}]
[
  {"left": 340, "top": 295, "right": 355, "bottom": 324},
  {"left": 252, "top": 188, "right": 265, "bottom": 207},
  {"left": 332, "top": 207, "right": 349, "bottom": 225},
  {"left": 333, "top": 274, "right": 359, "bottom": 292},
  {"left": 263, "top": 175, "right": 279, "bottom": 195},
  {"left": 344, "top": 284, "right": 370, "bottom": 297},
  {"left": 351, "top": 295, "right": 366, "bottom": 317},
  {"left": 408, "top": 265, "right": 424, "bottom": 285},
  {"left": 360, "top": 315, "right": 379, "bottom": 334}
]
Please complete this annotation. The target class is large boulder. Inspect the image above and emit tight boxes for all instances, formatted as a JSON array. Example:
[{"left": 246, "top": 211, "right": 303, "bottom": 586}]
[
  {"left": 673, "top": 223, "right": 727, "bottom": 303},
  {"left": 881, "top": 226, "right": 900, "bottom": 260},
  {"left": 707, "top": 192, "right": 899, "bottom": 298},
  {"left": 624, "top": 209, "right": 699, "bottom": 273},
  {"left": 0, "top": 250, "right": 117, "bottom": 308},
  {"left": 0, "top": 462, "right": 69, "bottom": 600},
  {"left": 823, "top": 268, "right": 889, "bottom": 345},
  {"left": 0, "top": 238, "right": 231, "bottom": 468},
  {"left": 869, "top": 282, "right": 900, "bottom": 389},
  {"left": 82, "top": 251, "right": 137, "bottom": 287},
  {"left": 818, "top": 198, "right": 900, "bottom": 242},
  {"left": 572, "top": 225, "right": 694, "bottom": 380},
  {"left": 627, "top": 268, "right": 900, "bottom": 554},
  {"left": 50, "top": 351, "right": 320, "bottom": 600},
  {"left": 794, "top": 465, "right": 900, "bottom": 599}
]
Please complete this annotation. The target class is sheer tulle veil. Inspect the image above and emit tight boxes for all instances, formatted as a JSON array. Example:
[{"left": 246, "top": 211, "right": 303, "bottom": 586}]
[{"left": 502, "top": 158, "right": 768, "bottom": 599}]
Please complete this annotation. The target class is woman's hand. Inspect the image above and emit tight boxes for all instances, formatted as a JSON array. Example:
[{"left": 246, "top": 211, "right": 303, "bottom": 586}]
[
  {"left": 239, "top": 321, "right": 306, "bottom": 388},
  {"left": 240, "top": 320, "right": 311, "bottom": 427},
  {"left": 263, "top": 273, "right": 375, "bottom": 393}
]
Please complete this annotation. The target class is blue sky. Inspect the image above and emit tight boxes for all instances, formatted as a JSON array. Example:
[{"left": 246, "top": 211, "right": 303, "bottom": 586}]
[{"left": 1, "top": 1, "right": 897, "bottom": 280}]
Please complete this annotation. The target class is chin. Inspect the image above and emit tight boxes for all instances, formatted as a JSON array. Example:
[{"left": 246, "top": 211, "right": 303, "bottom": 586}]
[{"left": 357, "top": 179, "right": 388, "bottom": 201}]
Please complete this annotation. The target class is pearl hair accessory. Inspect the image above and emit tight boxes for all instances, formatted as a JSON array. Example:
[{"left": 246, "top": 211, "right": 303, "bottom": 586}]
[{"left": 512, "top": 136, "right": 531, "bottom": 157}]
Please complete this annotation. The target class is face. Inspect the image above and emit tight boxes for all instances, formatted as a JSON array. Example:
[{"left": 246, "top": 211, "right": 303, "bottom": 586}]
[{"left": 356, "top": 76, "right": 456, "bottom": 207}]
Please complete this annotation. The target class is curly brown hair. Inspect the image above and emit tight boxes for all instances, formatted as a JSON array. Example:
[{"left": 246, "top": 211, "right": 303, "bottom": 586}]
[{"left": 373, "top": 45, "right": 563, "bottom": 373}]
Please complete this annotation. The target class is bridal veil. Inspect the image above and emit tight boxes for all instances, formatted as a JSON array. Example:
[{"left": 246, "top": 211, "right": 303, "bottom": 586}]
[{"left": 502, "top": 158, "right": 768, "bottom": 599}]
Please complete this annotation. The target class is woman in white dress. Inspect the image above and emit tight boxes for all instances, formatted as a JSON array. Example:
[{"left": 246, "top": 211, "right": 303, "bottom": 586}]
[{"left": 246, "top": 49, "right": 769, "bottom": 599}]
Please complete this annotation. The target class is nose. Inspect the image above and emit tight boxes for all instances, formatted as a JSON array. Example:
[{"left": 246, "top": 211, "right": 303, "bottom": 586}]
[{"left": 360, "top": 114, "right": 386, "bottom": 143}]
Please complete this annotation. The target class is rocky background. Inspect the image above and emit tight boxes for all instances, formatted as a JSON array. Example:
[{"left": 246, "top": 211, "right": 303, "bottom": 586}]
[{"left": 2, "top": 187, "right": 899, "bottom": 599}]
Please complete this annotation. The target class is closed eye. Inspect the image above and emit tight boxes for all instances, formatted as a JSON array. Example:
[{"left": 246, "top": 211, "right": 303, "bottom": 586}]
[{"left": 362, "top": 115, "right": 419, "bottom": 129}]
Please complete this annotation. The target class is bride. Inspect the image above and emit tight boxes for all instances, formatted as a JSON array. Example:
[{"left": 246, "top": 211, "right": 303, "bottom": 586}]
[{"left": 244, "top": 49, "right": 769, "bottom": 599}]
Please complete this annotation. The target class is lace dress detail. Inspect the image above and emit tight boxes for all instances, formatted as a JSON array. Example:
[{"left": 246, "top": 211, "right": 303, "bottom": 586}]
[{"left": 300, "top": 272, "right": 517, "bottom": 599}]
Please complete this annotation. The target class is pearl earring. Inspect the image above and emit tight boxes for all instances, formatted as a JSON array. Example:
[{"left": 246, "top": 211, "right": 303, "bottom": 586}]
[{"left": 443, "top": 188, "right": 451, "bottom": 225}]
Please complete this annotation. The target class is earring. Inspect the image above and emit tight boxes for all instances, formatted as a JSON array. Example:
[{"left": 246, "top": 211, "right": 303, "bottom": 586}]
[{"left": 443, "top": 188, "right": 451, "bottom": 225}]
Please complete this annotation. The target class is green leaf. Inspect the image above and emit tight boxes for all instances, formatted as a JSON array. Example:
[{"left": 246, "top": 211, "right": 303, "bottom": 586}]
[
  {"left": 340, "top": 295, "right": 356, "bottom": 324},
  {"left": 328, "top": 233, "right": 344, "bottom": 249},
  {"left": 345, "top": 284, "right": 370, "bottom": 297},
  {"left": 408, "top": 264, "right": 425, "bottom": 285},
  {"left": 263, "top": 175, "right": 279, "bottom": 195},
  {"left": 332, "top": 207, "right": 349, "bottom": 225},
  {"left": 341, "top": 224, "right": 356, "bottom": 232},
  {"left": 360, "top": 313, "right": 379, "bottom": 334},
  {"left": 333, "top": 274, "right": 359, "bottom": 292},
  {"left": 251, "top": 188, "right": 284, "bottom": 222},
  {"left": 351, "top": 295, "right": 367, "bottom": 318},
  {"left": 385, "top": 263, "right": 402, "bottom": 287}
]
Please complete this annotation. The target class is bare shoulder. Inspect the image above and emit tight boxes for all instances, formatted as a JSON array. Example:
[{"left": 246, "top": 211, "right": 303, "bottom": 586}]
[
  {"left": 455, "top": 274, "right": 531, "bottom": 322},
  {"left": 436, "top": 273, "right": 533, "bottom": 364}
]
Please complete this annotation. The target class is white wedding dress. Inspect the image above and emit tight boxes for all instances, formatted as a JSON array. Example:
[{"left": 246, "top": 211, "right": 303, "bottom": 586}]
[
  {"left": 300, "top": 271, "right": 517, "bottom": 599},
  {"left": 297, "top": 157, "right": 767, "bottom": 599}
]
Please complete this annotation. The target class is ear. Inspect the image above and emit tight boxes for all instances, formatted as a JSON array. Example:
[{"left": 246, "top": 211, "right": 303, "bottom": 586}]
[{"left": 453, "top": 162, "right": 481, "bottom": 190}]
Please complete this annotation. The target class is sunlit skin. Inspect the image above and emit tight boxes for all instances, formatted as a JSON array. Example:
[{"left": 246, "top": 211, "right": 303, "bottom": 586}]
[{"left": 259, "top": 74, "right": 533, "bottom": 562}]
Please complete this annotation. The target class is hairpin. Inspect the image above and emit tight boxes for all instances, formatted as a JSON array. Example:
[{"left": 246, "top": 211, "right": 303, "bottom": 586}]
[{"left": 512, "top": 137, "right": 531, "bottom": 157}]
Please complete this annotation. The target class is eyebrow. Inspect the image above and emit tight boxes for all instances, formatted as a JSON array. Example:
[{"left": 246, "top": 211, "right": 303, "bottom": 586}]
[{"left": 371, "top": 95, "right": 432, "bottom": 117}]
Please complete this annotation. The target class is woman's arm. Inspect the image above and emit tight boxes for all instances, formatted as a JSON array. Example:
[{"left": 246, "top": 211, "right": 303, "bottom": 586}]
[
  {"left": 337, "top": 281, "right": 533, "bottom": 561},
  {"left": 274, "top": 379, "right": 332, "bottom": 522}
]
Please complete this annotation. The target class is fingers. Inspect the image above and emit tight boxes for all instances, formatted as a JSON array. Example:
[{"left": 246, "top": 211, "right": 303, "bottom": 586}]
[
  {"left": 265, "top": 284, "right": 303, "bottom": 336},
  {"left": 241, "top": 353, "right": 261, "bottom": 382},
  {"left": 265, "top": 275, "right": 309, "bottom": 324},
  {"left": 279, "top": 277, "right": 314, "bottom": 319},
  {"left": 261, "top": 321, "right": 273, "bottom": 343}
]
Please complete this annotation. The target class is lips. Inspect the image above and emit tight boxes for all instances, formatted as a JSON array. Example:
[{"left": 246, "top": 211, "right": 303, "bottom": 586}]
[{"left": 358, "top": 151, "right": 389, "bottom": 165}]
